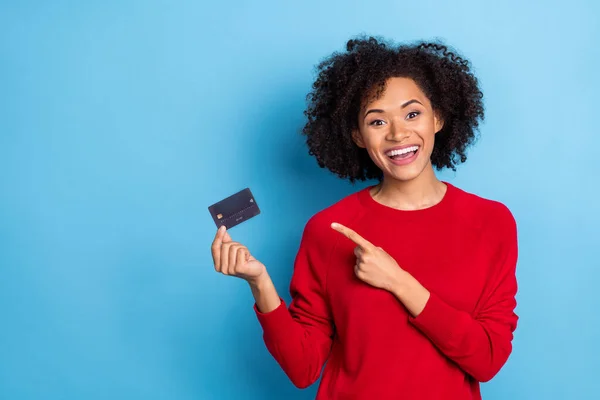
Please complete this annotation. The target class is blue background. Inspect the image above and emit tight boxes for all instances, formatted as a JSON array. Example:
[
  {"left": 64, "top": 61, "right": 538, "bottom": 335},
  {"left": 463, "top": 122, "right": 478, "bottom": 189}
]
[{"left": 1, "top": 0, "right": 598, "bottom": 399}]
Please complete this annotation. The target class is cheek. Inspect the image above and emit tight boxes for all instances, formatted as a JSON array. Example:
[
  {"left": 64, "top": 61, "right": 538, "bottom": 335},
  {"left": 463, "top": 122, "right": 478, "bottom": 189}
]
[
  {"left": 418, "top": 121, "right": 437, "bottom": 143},
  {"left": 364, "top": 146, "right": 388, "bottom": 170},
  {"left": 366, "top": 147, "right": 385, "bottom": 165},
  {"left": 361, "top": 132, "right": 384, "bottom": 153}
]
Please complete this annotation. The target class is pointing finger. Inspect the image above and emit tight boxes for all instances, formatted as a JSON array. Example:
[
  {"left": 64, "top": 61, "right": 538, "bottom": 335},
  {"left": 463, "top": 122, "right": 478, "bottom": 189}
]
[{"left": 331, "top": 223, "right": 373, "bottom": 250}]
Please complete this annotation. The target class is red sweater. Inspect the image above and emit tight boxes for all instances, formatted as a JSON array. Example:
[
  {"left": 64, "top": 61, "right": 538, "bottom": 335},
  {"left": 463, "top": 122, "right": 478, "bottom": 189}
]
[{"left": 254, "top": 182, "right": 518, "bottom": 399}]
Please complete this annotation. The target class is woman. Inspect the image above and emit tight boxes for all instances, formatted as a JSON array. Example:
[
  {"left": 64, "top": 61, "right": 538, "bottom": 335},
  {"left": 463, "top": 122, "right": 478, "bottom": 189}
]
[{"left": 211, "top": 36, "right": 518, "bottom": 399}]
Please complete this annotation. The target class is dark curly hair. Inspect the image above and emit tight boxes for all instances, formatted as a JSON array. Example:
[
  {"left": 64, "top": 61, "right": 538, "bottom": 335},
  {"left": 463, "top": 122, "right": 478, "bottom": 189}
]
[{"left": 301, "top": 36, "right": 485, "bottom": 182}]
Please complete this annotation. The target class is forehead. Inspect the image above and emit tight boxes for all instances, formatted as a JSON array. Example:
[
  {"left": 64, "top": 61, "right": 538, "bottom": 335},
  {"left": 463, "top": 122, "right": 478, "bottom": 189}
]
[{"left": 364, "top": 77, "right": 430, "bottom": 108}]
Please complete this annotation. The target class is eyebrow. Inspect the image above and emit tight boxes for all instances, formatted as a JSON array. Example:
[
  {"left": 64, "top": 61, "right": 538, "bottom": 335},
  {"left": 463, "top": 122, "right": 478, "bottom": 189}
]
[{"left": 364, "top": 99, "right": 423, "bottom": 119}]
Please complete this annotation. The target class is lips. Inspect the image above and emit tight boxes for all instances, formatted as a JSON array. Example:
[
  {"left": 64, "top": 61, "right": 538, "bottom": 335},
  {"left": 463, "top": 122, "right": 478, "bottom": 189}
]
[
  {"left": 385, "top": 145, "right": 421, "bottom": 166},
  {"left": 385, "top": 144, "right": 420, "bottom": 157}
]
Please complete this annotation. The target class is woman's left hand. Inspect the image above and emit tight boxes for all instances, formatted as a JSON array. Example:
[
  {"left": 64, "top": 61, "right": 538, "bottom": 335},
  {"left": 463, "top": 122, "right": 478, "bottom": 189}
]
[{"left": 331, "top": 222, "right": 404, "bottom": 292}]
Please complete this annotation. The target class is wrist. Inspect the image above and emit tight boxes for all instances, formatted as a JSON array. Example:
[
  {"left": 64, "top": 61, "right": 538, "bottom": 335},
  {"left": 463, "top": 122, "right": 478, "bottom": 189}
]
[
  {"left": 247, "top": 271, "right": 271, "bottom": 290},
  {"left": 390, "top": 269, "right": 412, "bottom": 298},
  {"left": 248, "top": 272, "right": 281, "bottom": 314},
  {"left": 391, "top": 269, "right": 430, "bottom": 317}
]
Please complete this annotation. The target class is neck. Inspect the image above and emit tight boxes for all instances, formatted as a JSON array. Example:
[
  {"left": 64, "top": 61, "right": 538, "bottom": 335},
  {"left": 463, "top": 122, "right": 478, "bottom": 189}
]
[{"left": 371, "top": 165, "right": 447, "bottom": 211}]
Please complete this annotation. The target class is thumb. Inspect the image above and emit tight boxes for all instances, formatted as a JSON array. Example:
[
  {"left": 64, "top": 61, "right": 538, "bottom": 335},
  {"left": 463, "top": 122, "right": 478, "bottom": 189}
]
[{"left": 218, "top": 225, "right": 233, "bottom": 243}]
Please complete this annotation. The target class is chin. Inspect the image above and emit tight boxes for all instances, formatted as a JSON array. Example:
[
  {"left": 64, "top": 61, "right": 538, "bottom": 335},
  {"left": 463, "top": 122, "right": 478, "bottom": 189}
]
[
  {"left": 383, "top": 162, "right": 429, "bottom": 182},
  {"left": 386, "top": 171, "right": 421, "bottom": 182}
]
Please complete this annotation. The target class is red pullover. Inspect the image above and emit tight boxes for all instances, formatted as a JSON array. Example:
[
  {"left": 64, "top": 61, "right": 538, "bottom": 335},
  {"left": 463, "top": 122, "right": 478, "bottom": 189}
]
[{"left": 254, "top": 182, "right": 518, "bottom": 399}]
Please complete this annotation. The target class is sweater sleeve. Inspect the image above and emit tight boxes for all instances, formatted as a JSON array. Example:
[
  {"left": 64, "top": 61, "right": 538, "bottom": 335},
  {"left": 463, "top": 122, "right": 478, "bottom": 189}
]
[
  {"left": 408, "top": 204, "right": 519, "bottom": 382},
  {"left": 253, "top": 217, "right": 334, "bottom": 388}
]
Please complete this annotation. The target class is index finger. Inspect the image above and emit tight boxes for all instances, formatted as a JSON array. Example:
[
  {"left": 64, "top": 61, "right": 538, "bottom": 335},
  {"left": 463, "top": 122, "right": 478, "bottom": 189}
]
[{"left": 331, "top": 222, "right": 373, "bottom": 250}]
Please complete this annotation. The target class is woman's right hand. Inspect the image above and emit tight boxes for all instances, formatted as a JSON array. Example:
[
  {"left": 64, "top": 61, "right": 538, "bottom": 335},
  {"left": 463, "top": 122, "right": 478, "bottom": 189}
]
[{"left": 211, "top": 225, "right": 267, "bottom": 283}]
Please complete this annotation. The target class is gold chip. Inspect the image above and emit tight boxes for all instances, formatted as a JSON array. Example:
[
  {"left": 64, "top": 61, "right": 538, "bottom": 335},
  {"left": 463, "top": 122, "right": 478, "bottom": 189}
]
[{"left": 217, "top": 213, "right": 223, "bottom": 219}]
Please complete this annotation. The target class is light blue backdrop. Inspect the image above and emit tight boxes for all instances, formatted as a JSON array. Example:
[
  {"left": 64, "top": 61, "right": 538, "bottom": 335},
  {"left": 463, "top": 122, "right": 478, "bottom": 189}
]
[{"left": 1, "top": 0, "right": 598, "bottom": 399}]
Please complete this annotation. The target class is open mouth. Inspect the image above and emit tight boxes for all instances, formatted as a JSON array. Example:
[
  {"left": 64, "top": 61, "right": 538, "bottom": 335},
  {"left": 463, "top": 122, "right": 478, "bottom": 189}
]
[{"left": 385, "top": 145, "right": 420, "bottom": 161}]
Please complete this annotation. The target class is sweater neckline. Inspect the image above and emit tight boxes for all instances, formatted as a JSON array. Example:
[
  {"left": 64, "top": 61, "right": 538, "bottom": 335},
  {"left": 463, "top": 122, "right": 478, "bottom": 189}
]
[{"left": 357, "top": 181, "right": 456, "bottom": 221}]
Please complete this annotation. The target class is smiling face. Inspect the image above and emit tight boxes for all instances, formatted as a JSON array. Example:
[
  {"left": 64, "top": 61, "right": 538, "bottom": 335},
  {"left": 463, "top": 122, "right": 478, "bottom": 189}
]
[{"left": 353, "top": 77, "right": 444, "bottom": 183}]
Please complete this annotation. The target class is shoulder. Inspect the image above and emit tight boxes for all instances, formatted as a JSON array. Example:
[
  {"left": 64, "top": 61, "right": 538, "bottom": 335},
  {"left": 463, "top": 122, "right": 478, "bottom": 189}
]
[
  {"left": 450, "top": 183, "right": 517, "bottom": 236},
  {"left": 301, "top": 187, "right": 366, "bottom": 242}
]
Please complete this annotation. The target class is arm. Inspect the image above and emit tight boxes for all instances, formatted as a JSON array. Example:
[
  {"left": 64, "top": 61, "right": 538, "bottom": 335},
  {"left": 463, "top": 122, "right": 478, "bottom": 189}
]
[
  {"left": 252, "top": 218, "right": 334, "bottom": 388},
  {"left": 394, "top": 206, "right": 519, "bottom": 382},
  {"left": 248, "top": 273, "right": 281, "bottom": 315}
]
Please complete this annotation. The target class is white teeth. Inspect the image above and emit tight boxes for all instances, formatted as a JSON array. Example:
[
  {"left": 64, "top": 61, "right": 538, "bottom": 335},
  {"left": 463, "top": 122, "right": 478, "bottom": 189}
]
[{"left": 386, "top": 146, "right": 419, "bottom": 156}]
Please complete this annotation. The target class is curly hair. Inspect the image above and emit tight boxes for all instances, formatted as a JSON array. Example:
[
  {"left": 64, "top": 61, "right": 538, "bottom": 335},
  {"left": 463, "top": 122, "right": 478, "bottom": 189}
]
[{"left": 301, "top": 36, "right": 485, "bottom": 182}]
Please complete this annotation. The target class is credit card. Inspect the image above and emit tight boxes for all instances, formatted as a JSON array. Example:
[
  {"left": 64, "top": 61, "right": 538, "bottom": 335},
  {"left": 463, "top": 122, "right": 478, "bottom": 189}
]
[{"left": 208, "top": 188, "right": 260, "bottom": 229}]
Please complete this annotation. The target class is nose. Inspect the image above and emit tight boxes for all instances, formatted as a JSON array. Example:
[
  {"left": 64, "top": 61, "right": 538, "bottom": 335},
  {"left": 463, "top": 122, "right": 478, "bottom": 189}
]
[{"left": 387, "top": 121, "right": 410, "bottom": 142}]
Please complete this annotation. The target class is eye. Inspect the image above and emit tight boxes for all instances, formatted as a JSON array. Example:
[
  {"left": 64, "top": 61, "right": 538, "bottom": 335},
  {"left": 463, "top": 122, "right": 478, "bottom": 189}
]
[
  {"left": 406, "top": 111, "right": 420, "bottom": 120},
  {"left": 368, "top": 119, "right": 386, "bottom": 126}
]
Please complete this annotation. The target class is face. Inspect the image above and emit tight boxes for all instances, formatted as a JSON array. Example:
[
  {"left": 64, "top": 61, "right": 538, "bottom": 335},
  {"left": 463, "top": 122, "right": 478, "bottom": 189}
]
[{"left": 353, "top": 77, "right": 444, "bottom": 182}]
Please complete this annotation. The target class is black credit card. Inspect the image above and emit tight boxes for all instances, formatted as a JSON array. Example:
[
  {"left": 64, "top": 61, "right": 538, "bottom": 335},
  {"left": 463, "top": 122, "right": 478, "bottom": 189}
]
[{"left": 208, "top": 188, "right": 260, "bottom": 229}]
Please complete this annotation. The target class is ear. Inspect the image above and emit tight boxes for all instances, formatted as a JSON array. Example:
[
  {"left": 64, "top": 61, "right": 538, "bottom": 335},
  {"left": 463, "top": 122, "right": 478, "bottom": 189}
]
[
  {"left": 352, "top": 129, "right": 366, "bottom": 148},
  {"left": 434, "top": 113, "right": 444, "bottom": 134}
]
